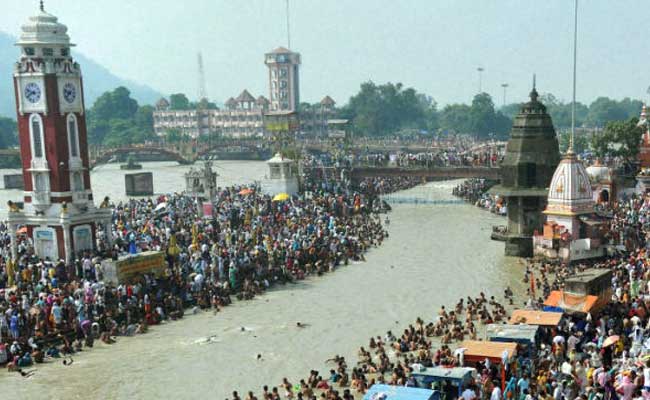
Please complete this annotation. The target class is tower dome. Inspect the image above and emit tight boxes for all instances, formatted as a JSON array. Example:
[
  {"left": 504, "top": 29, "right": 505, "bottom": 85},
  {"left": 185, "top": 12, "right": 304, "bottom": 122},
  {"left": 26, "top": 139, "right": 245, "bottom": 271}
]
[
  {"left": 545, "top": 152, "right": 593, "bottom": 216},
  {"left": 17, "top": 3, "right": 73, "bottom": 47}
]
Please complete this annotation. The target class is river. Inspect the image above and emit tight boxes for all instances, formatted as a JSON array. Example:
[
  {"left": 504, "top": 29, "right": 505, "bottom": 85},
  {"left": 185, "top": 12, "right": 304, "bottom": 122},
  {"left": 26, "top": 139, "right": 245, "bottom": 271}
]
[{"left": 0, "top": 161, "right": 522, "bottom": 399}]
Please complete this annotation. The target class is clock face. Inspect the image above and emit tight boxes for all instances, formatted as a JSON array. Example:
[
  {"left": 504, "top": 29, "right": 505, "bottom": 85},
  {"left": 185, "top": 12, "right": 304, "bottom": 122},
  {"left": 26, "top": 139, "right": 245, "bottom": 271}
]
[
  {"left": 24, "top": 82, "right": 41, "bottom": 104},
  {"left": 63, "top": 83, "right": 76, "bottom": 104}
]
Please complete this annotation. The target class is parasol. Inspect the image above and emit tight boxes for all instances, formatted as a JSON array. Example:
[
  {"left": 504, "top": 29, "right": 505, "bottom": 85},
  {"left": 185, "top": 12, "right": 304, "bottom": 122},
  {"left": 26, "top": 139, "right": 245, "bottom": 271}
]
[
  {"left": 238, "top": 188, "right": 253, "bottom": 196},
  {"left": 155, "top": 202, "right": 168, "bottom": 212},
  {"left": 273, "top": 193, "right": 290, "bottom": 202},
  {"left": 602, "top": 335, "right": 620, "bottom": 348}
]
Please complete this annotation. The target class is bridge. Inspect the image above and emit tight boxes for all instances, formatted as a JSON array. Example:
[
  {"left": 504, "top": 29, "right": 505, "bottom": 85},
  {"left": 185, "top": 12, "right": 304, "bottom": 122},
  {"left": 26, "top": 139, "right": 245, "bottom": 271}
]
[
  {"left": 91, "top": 146, "right": 194, "bottom": 167},
  {"left": 349, "top": 166, "right": 500, "bottom": 180}
]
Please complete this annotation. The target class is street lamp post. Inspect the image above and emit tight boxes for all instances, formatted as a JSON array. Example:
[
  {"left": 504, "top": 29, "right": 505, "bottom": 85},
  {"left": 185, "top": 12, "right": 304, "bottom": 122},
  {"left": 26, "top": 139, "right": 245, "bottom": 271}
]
[
  {"left": 570, "top": 0, "right": 578, "bottom": 151},
  {"left": 501, "top": 83, "right": 509, "bottom": 107},
  {"left": 477, "top": 67, "right": 484, "bottom": 93}
]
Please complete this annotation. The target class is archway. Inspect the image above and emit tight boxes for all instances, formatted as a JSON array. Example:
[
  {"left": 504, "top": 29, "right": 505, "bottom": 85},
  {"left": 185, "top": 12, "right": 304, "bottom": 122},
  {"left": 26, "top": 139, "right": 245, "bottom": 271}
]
[{"left": 600, "top": 189, "right": 609, "bottom": 203}]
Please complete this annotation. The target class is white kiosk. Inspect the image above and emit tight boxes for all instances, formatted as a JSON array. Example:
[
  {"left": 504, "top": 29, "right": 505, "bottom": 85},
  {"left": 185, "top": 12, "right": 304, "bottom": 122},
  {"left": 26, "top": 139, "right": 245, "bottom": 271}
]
[{"left": 261, "top": 153, "right": 299, "bottom": 196}]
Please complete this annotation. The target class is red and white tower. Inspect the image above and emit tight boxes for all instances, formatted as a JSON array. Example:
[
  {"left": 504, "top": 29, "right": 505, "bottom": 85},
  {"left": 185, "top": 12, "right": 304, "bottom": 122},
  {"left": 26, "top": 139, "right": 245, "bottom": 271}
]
[{"left": 7, "top": 2, "right": 111, "bottom": 263}]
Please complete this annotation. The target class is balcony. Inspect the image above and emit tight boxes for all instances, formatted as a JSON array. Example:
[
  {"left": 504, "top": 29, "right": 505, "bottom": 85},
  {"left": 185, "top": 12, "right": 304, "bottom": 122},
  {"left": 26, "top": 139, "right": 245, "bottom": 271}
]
[
  {"left": 32, "top": 191, "right": 51, "bottom": 209},
  {"left": 73, "top": 191, "right": 88, "bottom": 203}
]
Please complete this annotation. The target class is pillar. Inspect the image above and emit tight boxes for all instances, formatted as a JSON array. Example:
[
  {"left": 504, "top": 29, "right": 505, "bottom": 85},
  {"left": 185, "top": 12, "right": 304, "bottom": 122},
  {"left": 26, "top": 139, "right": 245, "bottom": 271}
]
[
  {"left": 104, "top": 218, "right": 113, "bottom": 249},
  {"left": 8, "top": 222, "right": 18, "bottom": 261},
  {"left": 62, "top": 223, "right": 72, "bottom": 265}
]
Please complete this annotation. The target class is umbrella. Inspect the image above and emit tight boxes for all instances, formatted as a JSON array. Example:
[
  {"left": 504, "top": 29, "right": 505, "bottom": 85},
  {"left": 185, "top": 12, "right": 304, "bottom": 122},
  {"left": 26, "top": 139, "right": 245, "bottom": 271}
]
[
  {"left": 155, "top": 202, "right": 167, "bottom": 212},
  {"left": 238, "top": 188, "right": 253, "bottom": 196},
  {"left": 17, "top": 226, "right": 27, "bottom": 234},
  {"left": 273, "top": 193, "right": 290, "bottom": 202},
  {"left": 603, "top": 335, "right": 620, "bottom": 348}
]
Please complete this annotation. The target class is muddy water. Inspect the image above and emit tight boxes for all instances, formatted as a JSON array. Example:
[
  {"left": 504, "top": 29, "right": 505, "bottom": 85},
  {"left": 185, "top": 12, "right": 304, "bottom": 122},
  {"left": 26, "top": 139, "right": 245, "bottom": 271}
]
[{"left": 0, "top": 165, "right": 522, "bottom": 399}]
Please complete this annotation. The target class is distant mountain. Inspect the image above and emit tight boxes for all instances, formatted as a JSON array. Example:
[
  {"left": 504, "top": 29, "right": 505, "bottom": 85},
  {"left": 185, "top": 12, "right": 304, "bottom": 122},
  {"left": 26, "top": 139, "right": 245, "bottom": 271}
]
[{"left": 0, "top": 31, "right": 162, "bottom": 118}]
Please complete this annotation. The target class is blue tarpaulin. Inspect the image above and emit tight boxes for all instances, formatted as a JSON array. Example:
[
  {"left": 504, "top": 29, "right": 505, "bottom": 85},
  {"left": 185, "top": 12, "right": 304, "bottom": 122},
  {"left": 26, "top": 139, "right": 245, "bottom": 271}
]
[{"left": 363, "top": 384, "right": 436, "bottom": 400}]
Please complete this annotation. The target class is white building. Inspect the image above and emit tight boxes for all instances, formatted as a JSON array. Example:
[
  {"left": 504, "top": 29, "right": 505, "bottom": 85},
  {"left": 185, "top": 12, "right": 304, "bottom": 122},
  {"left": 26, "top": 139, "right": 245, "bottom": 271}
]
[{"left": 152, "top": 90, "right": 270, "bottom": 138}]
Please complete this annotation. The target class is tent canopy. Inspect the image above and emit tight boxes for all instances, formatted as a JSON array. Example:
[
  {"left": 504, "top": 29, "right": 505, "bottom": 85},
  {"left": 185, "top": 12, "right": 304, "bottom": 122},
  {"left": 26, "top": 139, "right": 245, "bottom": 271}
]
[
  {"left": 509, "top": 310, "right": 562, "bottom": 326},
  {"left": 363, "top": 384, "right": 435, "bottom": 400},
  {"left": 458, "top": 340, "right": 518, "bottom": 364}
]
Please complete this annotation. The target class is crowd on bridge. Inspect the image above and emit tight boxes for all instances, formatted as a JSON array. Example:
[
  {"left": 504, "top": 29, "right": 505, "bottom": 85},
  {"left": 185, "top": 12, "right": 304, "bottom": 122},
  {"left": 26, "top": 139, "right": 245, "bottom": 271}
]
[
  {"left": 352, "top": 149, "right": 501, "bottom": 169},
  {"left": 0, "top": 169, "right": 427, "bottom": 375}
]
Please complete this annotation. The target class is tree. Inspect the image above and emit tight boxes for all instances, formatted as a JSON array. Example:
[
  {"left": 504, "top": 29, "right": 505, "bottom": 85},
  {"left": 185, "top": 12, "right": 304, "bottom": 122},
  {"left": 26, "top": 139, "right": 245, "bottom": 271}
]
[
  {"left": 87, "top": 87, "right": 140, "bottom": 144},
  {"left": 134, "top": 105, "right": 156, "bottom": 141},
  {"left": 0, "top": 117, "right": 17, "bottom": 149},
  {"left": 169, "top": 93, "right": 191, "bottom": 110},
  {"left": 343, "top": 81, "right": 430, "bottom": 137},
  {"left": 591, "top": 117, "right": 643, "bottom": 162},
  {"left": 439, "top": 104, "right": 471, "bottom": 135},
  {"left": 558, "top": 130, "right": 589, "bottom": 154},
  {"left": 500, "top": 103, "right": 523, "bottom": 121},
  {"left": 586, "top": 97, "right": 628, "bottom": 127},
  {"left": 90, "top": 86, "right": 138, "bottom": 121},
  {"left": 469, "top": 93, "right": 497, "bottom": 139}
]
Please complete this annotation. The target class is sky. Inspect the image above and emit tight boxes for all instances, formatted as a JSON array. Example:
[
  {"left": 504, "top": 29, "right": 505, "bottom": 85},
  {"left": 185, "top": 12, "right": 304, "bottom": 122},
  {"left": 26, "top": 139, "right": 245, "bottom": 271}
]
[{"left": 1, "top": 0, "right": 648, "bottom": 107}]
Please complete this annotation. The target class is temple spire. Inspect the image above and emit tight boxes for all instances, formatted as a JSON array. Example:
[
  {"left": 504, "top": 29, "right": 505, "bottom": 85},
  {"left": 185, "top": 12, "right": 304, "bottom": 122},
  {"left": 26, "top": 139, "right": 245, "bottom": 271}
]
[
  {"left": 529, "top": 73, "right": 538, "bottom": 102},
  {"left": 533, "top": 74, "right": 536, "bottom": 91}
]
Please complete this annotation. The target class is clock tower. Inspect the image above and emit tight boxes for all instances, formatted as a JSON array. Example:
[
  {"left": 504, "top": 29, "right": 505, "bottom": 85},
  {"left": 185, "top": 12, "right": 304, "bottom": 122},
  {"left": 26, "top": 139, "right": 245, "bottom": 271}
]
[{"left": 7, "top": 2, "right": 111, "bottom": 264}]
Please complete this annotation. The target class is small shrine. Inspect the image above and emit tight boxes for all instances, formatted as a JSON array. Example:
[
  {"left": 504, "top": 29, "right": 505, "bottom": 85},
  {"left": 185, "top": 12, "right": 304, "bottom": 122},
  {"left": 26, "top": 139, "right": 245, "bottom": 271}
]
[
  {"left": 261, "top": 153, "right": 298, "bottom": 196},
  {"left": 585, "top": 161, "right": 615, "bottom": 204},
  {"left": 533, "top": 148, "right": 606, "bottom": 262},
  {"left": 185, "top": 161, "right": 217, "bottom": 200}
]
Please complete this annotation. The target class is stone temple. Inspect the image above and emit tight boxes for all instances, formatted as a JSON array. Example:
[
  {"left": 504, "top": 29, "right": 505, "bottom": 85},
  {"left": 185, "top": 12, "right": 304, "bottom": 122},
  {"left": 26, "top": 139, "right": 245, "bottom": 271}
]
[{"left": 490, "top": 84, "right": 561, "bottom": 257}]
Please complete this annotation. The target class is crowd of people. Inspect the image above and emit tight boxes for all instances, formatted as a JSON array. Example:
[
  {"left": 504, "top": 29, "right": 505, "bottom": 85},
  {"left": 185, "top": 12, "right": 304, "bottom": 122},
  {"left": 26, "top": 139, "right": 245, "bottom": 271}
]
[
  {"left": 224, "top": 188, "right": 650, "bottom": 400},
  {"left": 453, "top": 179, "right": 506, "bottom": 215},
  {"left": 0, "top": 174, "right": 420, "bottom": 375}
]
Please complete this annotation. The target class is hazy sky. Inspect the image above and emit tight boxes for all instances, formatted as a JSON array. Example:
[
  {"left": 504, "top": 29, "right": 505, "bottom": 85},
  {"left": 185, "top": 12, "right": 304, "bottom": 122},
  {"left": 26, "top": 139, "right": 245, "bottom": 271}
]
[{"left": 1, "top": 1, "right": 647, "bottom": 107}]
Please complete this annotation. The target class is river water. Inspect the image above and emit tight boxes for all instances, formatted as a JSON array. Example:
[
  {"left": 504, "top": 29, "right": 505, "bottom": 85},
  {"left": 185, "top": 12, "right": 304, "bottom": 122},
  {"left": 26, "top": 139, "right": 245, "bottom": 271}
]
[{"left": 0, "top": 161, "right": 522, "bottom": 400}]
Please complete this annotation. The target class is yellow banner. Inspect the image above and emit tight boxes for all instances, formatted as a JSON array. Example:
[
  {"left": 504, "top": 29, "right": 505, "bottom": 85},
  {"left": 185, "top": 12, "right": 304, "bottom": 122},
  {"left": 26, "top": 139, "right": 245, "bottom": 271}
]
[{"left": 116, "top": 251, "right": 165, "bottom": 281}]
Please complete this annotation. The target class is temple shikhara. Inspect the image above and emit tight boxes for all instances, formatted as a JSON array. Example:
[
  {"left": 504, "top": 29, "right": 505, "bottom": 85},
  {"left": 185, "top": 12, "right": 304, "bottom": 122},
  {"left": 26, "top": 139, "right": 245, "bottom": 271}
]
[
  {"left": 6, "top": 3, "right": 111, "bottom": 263},
  {"left": 532, "top": 144, "right": 607, "bottom": 261},
  {"left": 489, "top": 82, "right": 561, "bottom": 257}
]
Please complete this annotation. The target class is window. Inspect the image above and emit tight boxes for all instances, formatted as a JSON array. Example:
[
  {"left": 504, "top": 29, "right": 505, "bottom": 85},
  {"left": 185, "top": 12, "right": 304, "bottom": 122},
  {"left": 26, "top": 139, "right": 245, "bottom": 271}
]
[
  {"left": 72, "top": 172, "right": 83, "bottom": 191},
  {"left": 67, "top": 114, "right": 79, "bottom": 158},
  {"left": 280, "top": 68, "right": 288, "bottom": 77},
  {"left": 280, "top": 90, "right": 287, "bottom": 99},
  {"left": 34, "top": 173, "right": 47, "bottom": 192},
  {"left": 24, "top": 47, "right": 35, "bottom": 56},
  {"left": 42, "top": 48, "right": 54, "bottom": 57},
  {"left": 30, "top": 114, "right": 44, "bottom": 158},
  {"left": 272, "top": 70, "right": 278, "bottom": 79},
  {"left": 280, "top": 80, "right": 288, "bottom": 89},
  {"left": 61, "top": 48, "right": 70, "bottom": 57}
]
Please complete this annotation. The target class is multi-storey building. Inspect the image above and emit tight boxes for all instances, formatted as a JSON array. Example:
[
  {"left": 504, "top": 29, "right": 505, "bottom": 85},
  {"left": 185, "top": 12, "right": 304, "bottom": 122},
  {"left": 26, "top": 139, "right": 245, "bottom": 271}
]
[
  {"left": 153, "top": 90, "right": 270, "bottom": 138},
  {"left": 264, "top": 47, "right": 301, "bottom": 112}
]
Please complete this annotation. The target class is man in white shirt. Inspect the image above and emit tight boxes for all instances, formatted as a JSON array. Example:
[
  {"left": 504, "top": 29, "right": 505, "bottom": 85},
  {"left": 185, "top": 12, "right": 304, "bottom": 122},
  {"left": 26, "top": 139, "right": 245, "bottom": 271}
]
[
  {"left": 491, "top": 384, "right": 502, "bottom": 400},
  {"left": 462, "top": 386, "right": 477, "bottom": 400}
]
